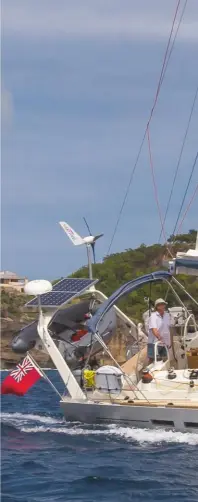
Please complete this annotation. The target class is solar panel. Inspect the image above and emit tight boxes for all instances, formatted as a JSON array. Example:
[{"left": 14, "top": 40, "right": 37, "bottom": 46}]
[
  {"left": 53, "top": 278, "right": 96, "bottom": 293},
  {"left": 26, "top": 277, "right": 98, "bottom": 308},
  {"left": 26, "top": 292, "right": 75, "bottom": 307}
]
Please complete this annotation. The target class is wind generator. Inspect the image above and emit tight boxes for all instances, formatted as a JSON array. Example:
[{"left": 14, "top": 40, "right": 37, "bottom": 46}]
[
  {"left": 59, "top": 219, "right": 137, "bottom": 334},
  {"left": 59, "top": 219, "right": 103, "bottom": 279}
]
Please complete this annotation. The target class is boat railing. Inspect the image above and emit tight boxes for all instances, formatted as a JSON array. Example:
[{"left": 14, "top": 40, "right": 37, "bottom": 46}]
[
  {"left": 154, "top": 341, "right": 169, "bottom": 365},
  {"left": 183, "top": 314, "right": 198, "bottom": 353}
]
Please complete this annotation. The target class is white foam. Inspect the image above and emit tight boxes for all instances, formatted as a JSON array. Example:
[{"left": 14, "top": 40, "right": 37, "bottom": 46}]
[
  {"left": 19, "top": 424, "right": 198, "bottom": 445},
  {"left": 2, "top": 413, "right": 198, "bottom": 445},
  {"left": 20, "top": 426, "right": 103, "bottom": 434},
  {"left": 1, "top": 412, "right": 64, "bottom": 425},
  {"left": 107, "top": 425, "right": 198, "bottom": 445}
]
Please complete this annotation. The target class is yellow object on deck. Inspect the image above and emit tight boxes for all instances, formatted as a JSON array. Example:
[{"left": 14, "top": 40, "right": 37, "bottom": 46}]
[{"left": 83, "top": 370, "right": 96, "bottom": 388}]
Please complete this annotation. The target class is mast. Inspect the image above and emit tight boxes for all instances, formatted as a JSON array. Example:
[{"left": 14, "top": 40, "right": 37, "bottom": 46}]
[{"left": 86, "top": 243, "right": 93, "bottom": 279}]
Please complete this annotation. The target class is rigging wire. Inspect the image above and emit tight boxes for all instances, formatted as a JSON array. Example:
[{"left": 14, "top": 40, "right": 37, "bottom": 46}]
[
  {"left": 157, "top": 0, "right": 188, "bottom": 91},
  {"left": 147, "top": 127, "right": 167, "bottom": 243},
  {"left": 148, "top": 0, "right": 184, "bottom": 122},
  {"left": 107, "top": 0, "right": 183, "bottom": 255},
  {"left": 177, "top": 183, "right": 198, "bottom": 234},
  {"left": 159, "top": 83, "right": 198, "bottom": 242},
  {"left": 172, "top": 150, "right": 198, "bottom": 236},
  {"left": 146, "top": 126, "right": 174, "bottom": 258}
]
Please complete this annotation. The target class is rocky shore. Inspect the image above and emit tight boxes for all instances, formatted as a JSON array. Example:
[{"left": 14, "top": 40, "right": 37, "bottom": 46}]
[{"left": 1, "top": 318, "right": 54, "bottom": 369}]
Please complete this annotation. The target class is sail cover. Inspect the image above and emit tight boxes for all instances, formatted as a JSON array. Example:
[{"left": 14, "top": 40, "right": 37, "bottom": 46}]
[
  {"left": 87, "top": 270, "right": 172, "bottom": 334},
  {"left": 175, "top": 258, "right": 198, "bottom": 276},
  {"left": 174, "top": 244, "right": 198, "bottom": 276}
]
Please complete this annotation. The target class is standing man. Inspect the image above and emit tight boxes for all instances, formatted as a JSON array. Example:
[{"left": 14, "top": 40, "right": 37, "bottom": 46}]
[{"left": 148, "top": 298, "right": 171, "bottom": 363}]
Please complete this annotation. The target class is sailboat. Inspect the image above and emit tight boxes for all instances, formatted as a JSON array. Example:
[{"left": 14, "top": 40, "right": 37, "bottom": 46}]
[{"left": 20, "top": 229, "right": 198, "bottom": 433}]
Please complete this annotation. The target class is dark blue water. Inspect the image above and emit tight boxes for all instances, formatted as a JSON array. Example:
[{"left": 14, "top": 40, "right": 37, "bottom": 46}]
[{"left": 1, "top": 370, "right": 198, "bottom": 502}]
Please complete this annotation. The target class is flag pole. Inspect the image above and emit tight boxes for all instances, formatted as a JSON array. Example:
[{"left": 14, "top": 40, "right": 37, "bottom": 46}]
[{"left": 27, "top": 352, "right": 63, "bottom": 399}]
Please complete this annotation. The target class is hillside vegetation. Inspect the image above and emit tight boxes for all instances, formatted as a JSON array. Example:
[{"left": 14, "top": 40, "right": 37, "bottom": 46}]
[
  {"left": 1, "top": 289, "right": 29, "bottom": 319},
  {"left": 1, "top": 230, "right": 197, "bottom": 367},
  {"left": 1, "top": 230, "right": 197, "bottom": 322},
  {"left": 70, "top": 230, "right": 198, "bottom": 322}
]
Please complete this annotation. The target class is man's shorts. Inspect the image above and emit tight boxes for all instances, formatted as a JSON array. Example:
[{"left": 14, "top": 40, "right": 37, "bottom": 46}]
[{"left": 147, "top": 343, "right": 167, "bottom": 360}]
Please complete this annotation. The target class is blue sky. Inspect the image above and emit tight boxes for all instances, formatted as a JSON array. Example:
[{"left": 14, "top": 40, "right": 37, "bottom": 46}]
[{"left": 2, "top": 0, "right": 198, "bottom": 279}]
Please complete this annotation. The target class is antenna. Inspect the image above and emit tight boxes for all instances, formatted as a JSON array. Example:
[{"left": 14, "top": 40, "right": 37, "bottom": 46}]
[
  {"left": 24, "top": 280, "right": 53, "bottom": 316},
  {"left": 59, "top": 220, "right": 104, "bottom": 280}
]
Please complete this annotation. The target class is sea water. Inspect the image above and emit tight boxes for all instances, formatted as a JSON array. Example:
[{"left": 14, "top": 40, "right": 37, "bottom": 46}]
[{"left": 1, "top": 370, "right": 198, "bottom": 502}]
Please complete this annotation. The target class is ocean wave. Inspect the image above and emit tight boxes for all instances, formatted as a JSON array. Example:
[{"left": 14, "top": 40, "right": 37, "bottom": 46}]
[
  {"left": 1, "top": 412, "right": 64, "bottom": 425},
  {"left": 19, "top": 424, "right": 198, "bottom": 445},
  {"left": 107, "top": 424, "right": 198, "bottom": 445},
  {"left": 2, "top": 412, "right": 198, "bottom": 445}
]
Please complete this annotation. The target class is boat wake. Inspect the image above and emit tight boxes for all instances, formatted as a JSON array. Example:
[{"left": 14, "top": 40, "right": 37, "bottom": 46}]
[
  {"left": 1, "top": 412, "right": 64, "bottom": 426},
  {"left": 1, "top": 412, "right": 198, "bottom": 445}
]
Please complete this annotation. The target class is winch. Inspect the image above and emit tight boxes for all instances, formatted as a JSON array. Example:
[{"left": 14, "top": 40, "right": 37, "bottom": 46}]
[
  {"left": 141, "top": 369, "right": 153, "bottom": 384},
  {"left": 168, "top": 368, "right": 177, "bottom": 380},
  {"left": 189, "top": 369, "right": 198, "bottom": 380}
]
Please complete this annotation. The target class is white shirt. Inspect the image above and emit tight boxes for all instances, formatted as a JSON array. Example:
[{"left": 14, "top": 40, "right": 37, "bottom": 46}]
[{"left": 148, "top": 311, "right": 171, "bottom": 346}]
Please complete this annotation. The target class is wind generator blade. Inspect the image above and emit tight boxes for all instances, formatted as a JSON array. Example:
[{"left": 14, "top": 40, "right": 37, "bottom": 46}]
[
  {"left": 59, "top": 222, "right": 84, "bottom": 246},
  {"left": 94, "top": 233, "right": 104, "bottom": 241},
  {"left": 91, "top": 243, "right": 96, "bottom": 264},
  {"left": 83, "top": 217, "right": 92, "bottom": 236}
]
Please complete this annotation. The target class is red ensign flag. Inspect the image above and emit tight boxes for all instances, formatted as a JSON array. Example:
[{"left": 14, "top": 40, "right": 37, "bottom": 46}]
[{"left": 1, "top": 355, "right": 42, "bottom": 396}]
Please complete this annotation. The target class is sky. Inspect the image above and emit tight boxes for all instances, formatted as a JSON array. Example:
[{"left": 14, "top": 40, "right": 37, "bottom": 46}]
[{"left": 1, "top": 0, "right": 198, "bottom": 280}]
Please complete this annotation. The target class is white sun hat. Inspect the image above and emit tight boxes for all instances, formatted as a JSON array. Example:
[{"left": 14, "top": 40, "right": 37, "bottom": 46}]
[{"left": 155, "top": 298, "right": 168, "bottom": 307}]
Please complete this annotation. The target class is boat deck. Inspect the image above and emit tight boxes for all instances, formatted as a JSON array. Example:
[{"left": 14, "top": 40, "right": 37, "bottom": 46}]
[
  {"left": 61, "top": 394, "right": 198, "bottom": 409},
  {"left": 110, "top": 399, "right": 198, "bottom": 409}
]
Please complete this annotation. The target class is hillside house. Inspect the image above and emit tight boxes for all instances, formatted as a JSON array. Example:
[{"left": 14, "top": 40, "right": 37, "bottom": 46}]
[{"left": 0, "top": 271, "right": 28, "bottom": 292}]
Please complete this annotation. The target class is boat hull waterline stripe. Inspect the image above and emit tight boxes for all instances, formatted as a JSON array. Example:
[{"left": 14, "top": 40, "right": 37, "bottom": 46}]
[{"left": 60, "top": 400, "right": 198, "bottom": 432}]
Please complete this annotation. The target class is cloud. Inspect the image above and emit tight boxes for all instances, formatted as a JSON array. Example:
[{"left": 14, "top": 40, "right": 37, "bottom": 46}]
[{"left": 2, "top": 0, "right": 198, "bottom": 42}]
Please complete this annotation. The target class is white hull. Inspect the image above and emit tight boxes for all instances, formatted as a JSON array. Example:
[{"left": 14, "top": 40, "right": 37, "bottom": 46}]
[{"left": 60, "top": 399, "right": 198, "bottom": 433}]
